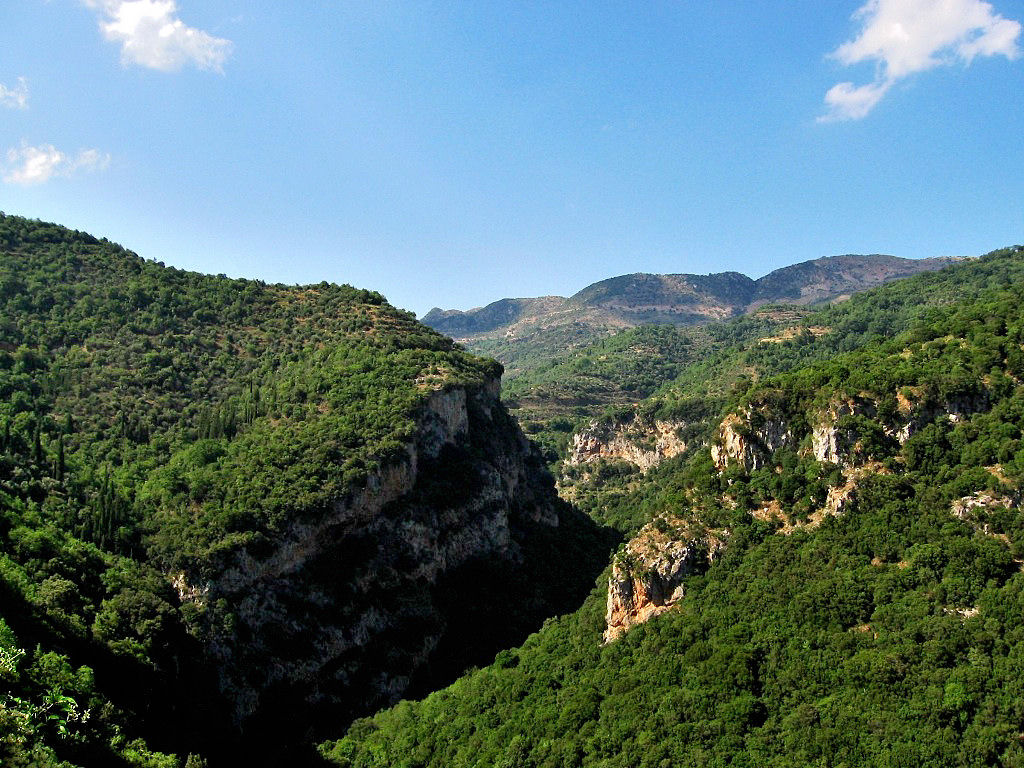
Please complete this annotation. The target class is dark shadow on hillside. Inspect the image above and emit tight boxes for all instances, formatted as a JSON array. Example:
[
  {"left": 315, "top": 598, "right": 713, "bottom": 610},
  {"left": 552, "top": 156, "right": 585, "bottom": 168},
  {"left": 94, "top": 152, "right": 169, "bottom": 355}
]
[
  {"left": 226, "top": 497, "right": 618, "bottom": 768},
  {"left": 409, "top": 498, "right": 620, "bottom": 701},
  {"left": 0, "top": 573, "right": 234, "bottom": 768}
]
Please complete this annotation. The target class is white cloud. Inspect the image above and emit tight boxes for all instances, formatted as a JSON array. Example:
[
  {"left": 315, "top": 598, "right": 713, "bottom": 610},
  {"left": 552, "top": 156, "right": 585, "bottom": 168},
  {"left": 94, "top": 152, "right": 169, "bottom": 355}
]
[
  {"left": 3, "top": 143, "right": 111, "bottom": 186},
  {"left": 821, "top": 0, "right": 1022, "bottom": 121},
  {"left": 83, "top": 0, "right": 232, "bottom": 72},
  {"left": 0, "top": 77, "right": 29, "bottom": 109},
  {"left": 822, "top": 79, "right": 894, "bottom": 121}
]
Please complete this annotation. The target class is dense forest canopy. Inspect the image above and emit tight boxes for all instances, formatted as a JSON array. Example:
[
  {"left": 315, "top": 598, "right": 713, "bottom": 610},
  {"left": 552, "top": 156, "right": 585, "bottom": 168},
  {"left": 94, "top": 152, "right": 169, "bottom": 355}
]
[
  {"left": 0, "top": 214, "right": 521, "bottom": 766},
  {"left": 5, "top": 211, "right": 1024, "bottom": 768},
  {"left": 324, "top": 245, "right": 1024, "bottom": 768}
]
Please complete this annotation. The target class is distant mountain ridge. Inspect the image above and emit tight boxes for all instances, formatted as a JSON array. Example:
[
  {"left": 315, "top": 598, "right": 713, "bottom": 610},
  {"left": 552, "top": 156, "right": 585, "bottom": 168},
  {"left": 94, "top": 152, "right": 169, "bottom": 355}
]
[
  {"left": 421, "top": 254, "right": 963, "bottom": 377},
  {"left": 423, "top": 254, "right": 961, "bottom": 335}
]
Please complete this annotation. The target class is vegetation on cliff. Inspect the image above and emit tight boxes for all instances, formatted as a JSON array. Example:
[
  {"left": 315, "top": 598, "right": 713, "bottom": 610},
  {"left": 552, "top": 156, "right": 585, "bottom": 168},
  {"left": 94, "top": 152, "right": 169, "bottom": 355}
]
[
  {"left": 537, "top": 248, "right": 1024, "bottom": 524},
  {"left": 8, "top": 209, "right": 1024, "bottom": 768},
  {"left": 0, "top": 214, "right": 609, "bottom": 766},
  {"left": 324, "top": 246, "right": 1024, "bottom": 767}
]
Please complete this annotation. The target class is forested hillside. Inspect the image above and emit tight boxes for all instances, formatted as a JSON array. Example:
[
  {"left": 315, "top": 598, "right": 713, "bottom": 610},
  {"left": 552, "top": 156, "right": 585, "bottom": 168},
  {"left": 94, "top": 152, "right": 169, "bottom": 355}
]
[
  {"left": 531, "top": 249, "right": 1024, "bottom": 500},
  {"left": 0, "top": 215, "right": 610, "bottom": 767},
  {"left": 324, "top": 246, "right": 1024, "bottom": 767},
  {"left": 505, "top": 310, "right": 806, "bottom": 462},
  {"left": 7, "top": 211, "right": 1024, "bottom": 768}
]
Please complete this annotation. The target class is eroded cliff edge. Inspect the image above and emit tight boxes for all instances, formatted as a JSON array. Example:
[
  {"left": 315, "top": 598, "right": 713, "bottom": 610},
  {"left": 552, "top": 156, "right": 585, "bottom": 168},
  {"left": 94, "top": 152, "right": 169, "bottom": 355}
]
[
  {"left": 604, "top": 515, "right": 725, "bottom": 643},
  {"left": 176, "top": 375, "right": 606, "bottom": 752},
  {"left": 602, "top": 378, "right": 1003, "bottom": 642}
]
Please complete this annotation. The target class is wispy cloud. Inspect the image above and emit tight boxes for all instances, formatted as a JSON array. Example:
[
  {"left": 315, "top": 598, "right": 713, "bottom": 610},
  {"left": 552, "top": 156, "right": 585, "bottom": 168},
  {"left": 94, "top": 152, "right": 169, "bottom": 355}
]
[
  {"left": 821, "top": 0, "right": 1022, "bottom": 121},
  {"left": 0, "top": 77, "right": 29, "bottom": 109},
  {"left": 3, "top": 143, "right": 111, "bottom": 186},
  {"left": 83, "top": 0, "right": 233, "bottom": 73}
]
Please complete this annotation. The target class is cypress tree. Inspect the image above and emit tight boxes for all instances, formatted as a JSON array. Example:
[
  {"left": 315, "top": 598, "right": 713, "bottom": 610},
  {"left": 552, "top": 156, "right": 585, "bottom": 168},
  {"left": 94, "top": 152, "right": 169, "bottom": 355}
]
[
  {"left": 32, "top": 417, "right": 42, "bottom": 465},
  {"left": 56, "top": 433, "right": 65, "bottom": 482}
]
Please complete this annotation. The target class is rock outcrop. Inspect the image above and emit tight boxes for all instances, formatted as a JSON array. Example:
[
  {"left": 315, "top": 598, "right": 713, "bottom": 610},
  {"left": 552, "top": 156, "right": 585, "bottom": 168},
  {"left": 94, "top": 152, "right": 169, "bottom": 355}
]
[
  {"left": 568, "top": 415, "right": 689, "bottom": 472},
  {"left": 810, "top": 397, "right": 877, "bottom": 466},
  {"left": 711, "top": 387, "right": 994, "bottom": 536},
  {"left": 711, "top": 406, "right": 795, "bottom": 473},
  {"left": 180, "top": 375, "right": 563, "bottom": 736},
  {"left": 715, "top": 388, "right": 991, "bottom": 475},
  {"left": 603, "top": 516, "right": 725, "bottom": 643},
  {"left": 952, "top": 489, "right": 1020, "bottom": 540}
]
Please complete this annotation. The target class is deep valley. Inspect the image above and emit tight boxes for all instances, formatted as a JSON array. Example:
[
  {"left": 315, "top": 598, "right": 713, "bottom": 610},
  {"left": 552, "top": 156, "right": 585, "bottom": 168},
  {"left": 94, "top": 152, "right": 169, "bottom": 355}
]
[{"left": 3, "top": 213, "right": 1024, "bottom": 767}]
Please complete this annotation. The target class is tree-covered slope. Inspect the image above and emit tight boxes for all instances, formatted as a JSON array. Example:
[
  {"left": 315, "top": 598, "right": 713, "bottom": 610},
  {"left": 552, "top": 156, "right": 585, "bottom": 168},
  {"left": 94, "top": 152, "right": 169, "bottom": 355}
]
[
  {"left": 0, "top": 214, "right": 610, "bottom": 767},
  {"left": 485, "top": 252, "right": 1008, "bottom": 461},
  {"left": 504, "top": 309, "right": 810, "bottom": 449},
  {"left": 323, "top": 245, "right": 1024, "bottom": 768},
  {"left": 552, "top": 248, "right": 1024, "bottom": 514}
]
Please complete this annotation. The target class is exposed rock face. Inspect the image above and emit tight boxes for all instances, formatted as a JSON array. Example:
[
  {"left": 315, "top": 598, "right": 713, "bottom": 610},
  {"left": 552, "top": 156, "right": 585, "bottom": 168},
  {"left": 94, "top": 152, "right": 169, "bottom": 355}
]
[
  {"left": 713, "top": 388, "right": 995, "bottom": 533},
  {"left": 952, "top": 490, "right": 1019, "bottom": 520},
  {"left": 568, "top": 416, "right": 689, "bottom": 472},
  {"left": 823, "top": 477, "right": 857, "bottom": 518},
  {"left": 821, "top": 462, "right": 891, "bottom": 519},
  {"left": 949, "top": 489, "right": 1021, "bottom": 563},
  {"left": 418, "top": 386, "right": 469, "bottom": 450},
  {"left": 952, "top": 490, "right": 1020, "bottom": 541},
  {"left": 603, "top": 516, "right": 725, "bottom": 643},
  {"left": 895, "top": 388, "right": 990, "bottom": 442},
  {"left": 711, "top": 407, "right": 795, "bottom": 473},
  {"left": 810, "top": 398, "right": 877, "bottom": 466},
  {"left": 182, "top": 376, "right": 561, "bottom": 734},
  {"left": 717, "top": 389, "right": 991, "bottom": 475}
]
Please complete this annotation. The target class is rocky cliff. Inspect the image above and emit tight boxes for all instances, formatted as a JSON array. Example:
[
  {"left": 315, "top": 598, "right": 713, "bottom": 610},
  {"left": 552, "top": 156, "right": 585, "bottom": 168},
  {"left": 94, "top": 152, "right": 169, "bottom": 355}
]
[
  {"left": 567, "top": 415, "right": 690, "bottom": 472},
  {"left": 178, "top": 375, "right": 567, "bottom": 744},
  {"left": 712, "top": 388, "right": 990, "bottom": 475},
  {"left": 603, "top": 381, "right": 997, "bottom": 642},
  {"left": 603, "top": 515, "right": 725, "bottom": 643},
  {"left": 710, "top": 405, "right": 796, "bottom": 473}
]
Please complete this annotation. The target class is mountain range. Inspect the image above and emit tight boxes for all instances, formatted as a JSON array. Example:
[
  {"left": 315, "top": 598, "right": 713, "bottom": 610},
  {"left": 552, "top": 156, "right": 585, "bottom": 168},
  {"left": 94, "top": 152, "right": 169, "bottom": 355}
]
[{"left": 422, "top": 254, "right": 962, "bottom": 377}]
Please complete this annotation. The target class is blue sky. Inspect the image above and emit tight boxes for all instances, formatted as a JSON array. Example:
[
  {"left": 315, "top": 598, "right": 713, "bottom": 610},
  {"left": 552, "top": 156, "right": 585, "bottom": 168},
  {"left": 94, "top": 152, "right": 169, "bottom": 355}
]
[{"left": 2, "top": 1, "right": 1022, "bottom": 317}]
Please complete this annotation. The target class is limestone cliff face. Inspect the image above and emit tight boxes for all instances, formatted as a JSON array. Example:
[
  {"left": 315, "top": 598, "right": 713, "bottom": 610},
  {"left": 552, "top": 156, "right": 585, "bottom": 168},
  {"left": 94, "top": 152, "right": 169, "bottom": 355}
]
[
  {"left": 894, "top": 388, "right": 990, "bottom": 442},
  {"left": 715, "top": 389, "right": 990, "bottom": 474},
  {"left": 181, "top": 376, "right": 560, "bottom": 732},
  {"left": 568, "top": 415, "right": 689, "bottom": 472},
  {"left": 810, "top": 398, "right": 876, "bottom": 466},
  {"left": 711, "top": 388, "right": 992, "bottom": 536},
  {"left": 603, "top": 516, "right": 725, "bottom": 643},
  {"left": 711, "top": 405, "right": 795, "bottom": 473}
]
